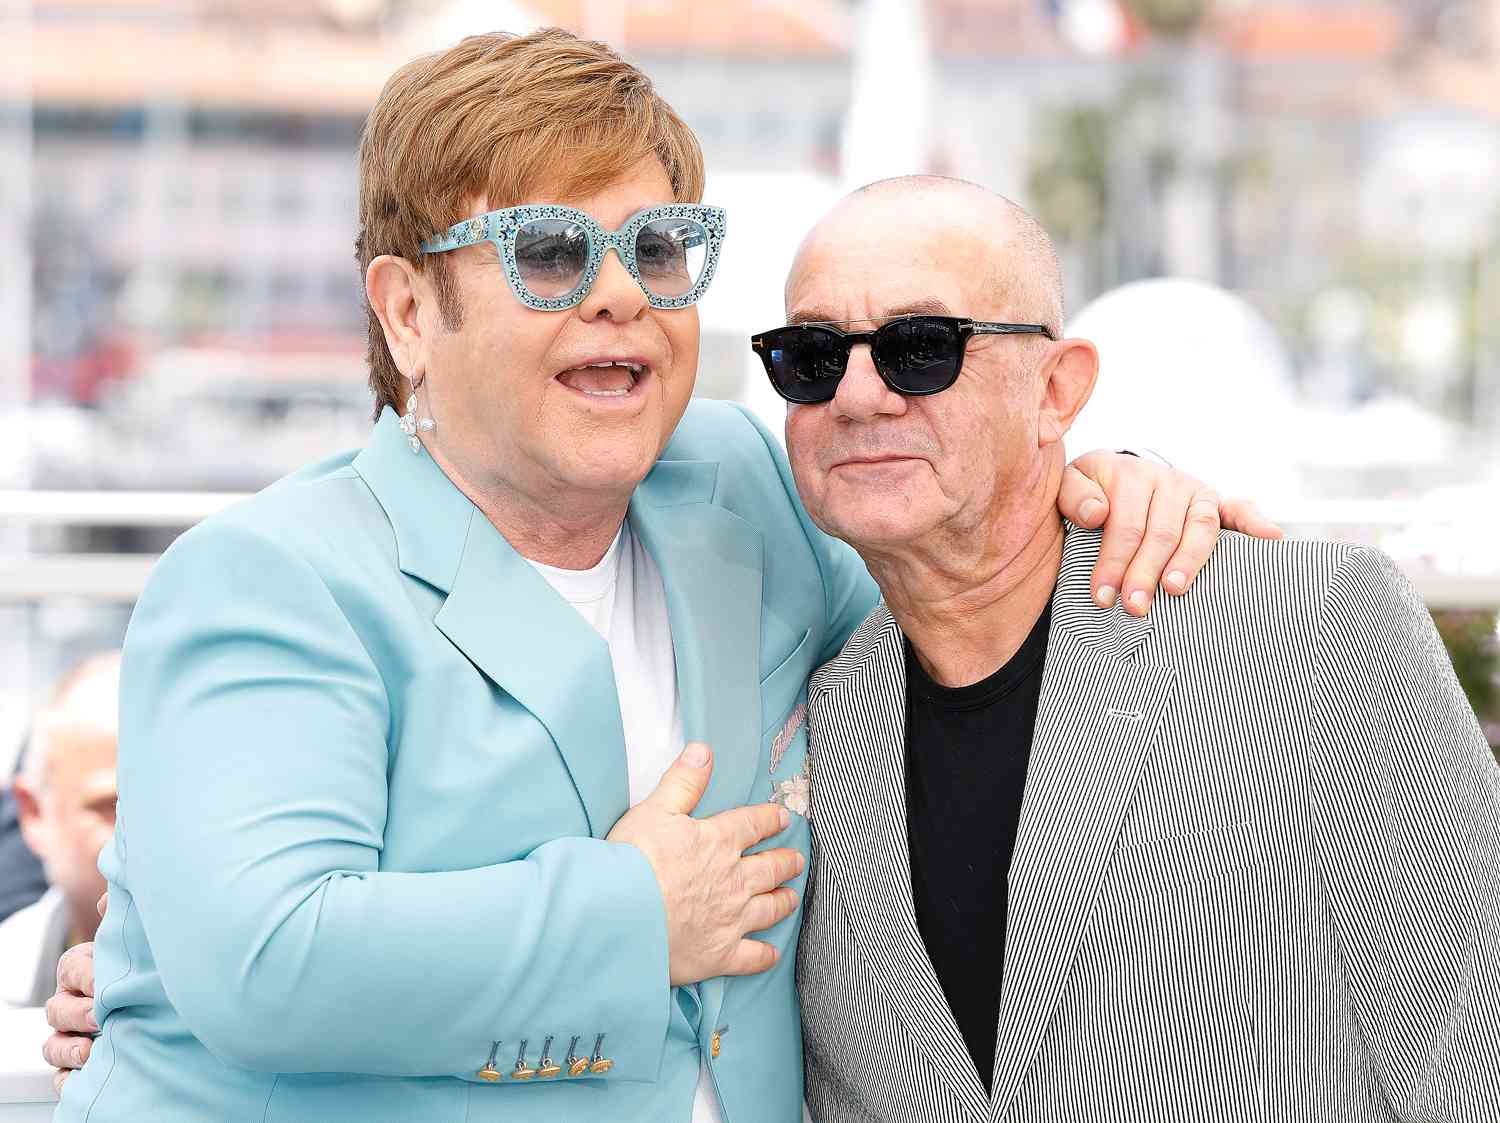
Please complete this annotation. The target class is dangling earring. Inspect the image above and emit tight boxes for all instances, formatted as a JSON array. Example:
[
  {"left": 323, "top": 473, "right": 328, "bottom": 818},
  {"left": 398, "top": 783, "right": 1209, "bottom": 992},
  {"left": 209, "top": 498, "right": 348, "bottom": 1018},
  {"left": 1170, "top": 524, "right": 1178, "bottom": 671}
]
[{"left": 399, "top": 375, "right": 436, "bottom": 454}]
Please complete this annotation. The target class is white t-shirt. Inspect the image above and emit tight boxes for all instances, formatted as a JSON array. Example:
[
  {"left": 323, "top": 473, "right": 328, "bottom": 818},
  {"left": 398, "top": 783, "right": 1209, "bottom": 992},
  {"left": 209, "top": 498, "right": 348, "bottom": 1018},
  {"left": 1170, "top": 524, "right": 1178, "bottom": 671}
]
[{"left": 525, "top": 521, "right": 723, "bottom": 1123}]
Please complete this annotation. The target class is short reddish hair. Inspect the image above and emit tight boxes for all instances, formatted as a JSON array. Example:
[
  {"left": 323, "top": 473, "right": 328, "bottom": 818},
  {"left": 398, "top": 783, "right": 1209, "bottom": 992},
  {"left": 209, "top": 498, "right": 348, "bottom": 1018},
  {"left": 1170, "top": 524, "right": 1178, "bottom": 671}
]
[{"left": 355, "top": 28, "right": 706, "bottom": 417}]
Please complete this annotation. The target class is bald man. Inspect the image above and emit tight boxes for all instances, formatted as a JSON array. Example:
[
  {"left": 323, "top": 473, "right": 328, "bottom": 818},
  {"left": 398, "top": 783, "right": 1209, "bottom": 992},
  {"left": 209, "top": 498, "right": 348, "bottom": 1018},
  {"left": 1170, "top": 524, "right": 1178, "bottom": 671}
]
[
  {"left": 765, "top": 178, "right": 1500, "bottom": 1123},
  {"left": 3, "top": 653, "right": 120, "bottom": 1009}
]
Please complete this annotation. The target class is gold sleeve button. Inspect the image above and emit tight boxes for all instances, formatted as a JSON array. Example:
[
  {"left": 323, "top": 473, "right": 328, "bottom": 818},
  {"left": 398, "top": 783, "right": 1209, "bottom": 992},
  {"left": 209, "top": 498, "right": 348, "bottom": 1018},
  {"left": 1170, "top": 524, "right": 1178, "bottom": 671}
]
[
  {"left": 566, "top": 1035, "right": 590, "bottom": 1077},
  {"left": 537, "top": 1035, "right": 562, "bottom": 1078},
  {"left": 511, "top": 1040, "right": 537, "bottom": 1080},
  {"left": 588, "top": 1032, "right": 614, "bottom": 1074},
  {"left": 476, "top": 1041, "right": 503, "bottom": 1082}
]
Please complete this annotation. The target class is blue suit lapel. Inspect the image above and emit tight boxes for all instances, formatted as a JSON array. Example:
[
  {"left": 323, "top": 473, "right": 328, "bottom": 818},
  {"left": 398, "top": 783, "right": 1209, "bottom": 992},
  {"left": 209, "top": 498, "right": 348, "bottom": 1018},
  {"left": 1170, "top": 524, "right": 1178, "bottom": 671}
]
[
  {"left": 629, "top": 460, "right": 764, "bottom": 822},
  {"left": 630, "top": 459, "right": 764, "bottom": 1041},
  {"left": 354, "top": 407, "right": 630, "bottom": 839},
  {"left": 433, "top": 517, "right": 629, "bottom": 840}
]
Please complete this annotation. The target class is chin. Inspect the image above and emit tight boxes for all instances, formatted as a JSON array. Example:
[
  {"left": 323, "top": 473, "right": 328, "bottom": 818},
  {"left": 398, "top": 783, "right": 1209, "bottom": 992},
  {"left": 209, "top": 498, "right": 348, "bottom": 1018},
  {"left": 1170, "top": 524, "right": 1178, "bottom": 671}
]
[
  {"left": 561, "top": 440, "right": 660, "bottom": 494},
  {"left": 813, "top": 504, "right": 935, "bottom": 552}
]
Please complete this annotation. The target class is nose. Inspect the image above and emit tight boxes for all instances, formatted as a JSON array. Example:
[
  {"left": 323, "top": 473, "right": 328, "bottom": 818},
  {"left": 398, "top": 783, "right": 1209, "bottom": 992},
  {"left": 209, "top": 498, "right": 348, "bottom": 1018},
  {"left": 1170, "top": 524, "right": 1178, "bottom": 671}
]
[
  {"left": 830, "top": 343, "right": 907, "bottom": 422},
  {"left": 577, "top": 247, "right": 649, "bottom": 322}
]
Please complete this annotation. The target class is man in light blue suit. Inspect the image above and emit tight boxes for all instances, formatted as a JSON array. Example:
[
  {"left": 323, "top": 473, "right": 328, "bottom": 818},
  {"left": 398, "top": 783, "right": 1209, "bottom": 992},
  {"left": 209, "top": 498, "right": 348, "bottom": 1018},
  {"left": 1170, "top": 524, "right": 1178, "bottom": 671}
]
[{"left": 47, "top": 28, "right": 1270, "bottom": 1122}]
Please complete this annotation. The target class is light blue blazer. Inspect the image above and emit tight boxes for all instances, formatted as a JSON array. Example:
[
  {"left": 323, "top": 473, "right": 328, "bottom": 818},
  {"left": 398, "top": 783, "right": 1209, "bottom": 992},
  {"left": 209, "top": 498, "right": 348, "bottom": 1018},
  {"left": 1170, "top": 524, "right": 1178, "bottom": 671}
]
[{"left": 59, "top": 401, "right": 876, "bottom": 1122}]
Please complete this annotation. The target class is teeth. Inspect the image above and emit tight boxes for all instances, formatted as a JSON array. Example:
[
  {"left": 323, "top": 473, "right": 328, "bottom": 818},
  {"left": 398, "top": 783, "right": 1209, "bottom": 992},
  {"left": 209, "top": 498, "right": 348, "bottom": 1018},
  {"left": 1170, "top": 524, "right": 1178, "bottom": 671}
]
[
  {"left": 581, "top": 388, "right": 631, "bottom": 397},
  {"left": 583, "top": 361, "right": 643, "bottom": 373}
]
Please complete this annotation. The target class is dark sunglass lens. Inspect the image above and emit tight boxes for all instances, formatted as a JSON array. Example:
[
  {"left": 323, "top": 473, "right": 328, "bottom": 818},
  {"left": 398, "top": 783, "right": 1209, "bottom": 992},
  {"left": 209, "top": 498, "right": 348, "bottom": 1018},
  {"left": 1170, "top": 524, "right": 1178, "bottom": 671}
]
[
  {"left": 513, "top": 219, "right": 590, "bottom": 299},
  {"left": 634, "top": 218, "right": 709, "bottom": 298},
  {"left": 874, "top": 318, "right": 963, "bottom": 392},
  {"left": 764, "top": 328, "right": 847, "bottom": 403}
]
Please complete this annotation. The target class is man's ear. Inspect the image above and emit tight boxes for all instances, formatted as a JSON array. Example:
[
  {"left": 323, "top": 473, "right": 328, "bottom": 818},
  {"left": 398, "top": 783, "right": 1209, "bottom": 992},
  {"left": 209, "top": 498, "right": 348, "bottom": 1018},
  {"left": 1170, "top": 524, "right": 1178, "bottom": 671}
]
[
  {"left": 11, "top": 776, "right": 44, "bottom": 851},
  {"left": 365, "top": 255, "right": 426, "bottom": 381},
  {"left": 1037, "top": 337, "right": 1099, "bottom": 447}
]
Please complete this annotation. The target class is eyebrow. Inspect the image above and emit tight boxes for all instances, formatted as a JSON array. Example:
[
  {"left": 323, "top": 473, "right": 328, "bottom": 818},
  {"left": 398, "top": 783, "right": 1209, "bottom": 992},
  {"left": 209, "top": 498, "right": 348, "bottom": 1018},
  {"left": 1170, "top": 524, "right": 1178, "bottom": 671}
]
[{"left": 786, "top": 297, "right": 954, "bottom": 325}]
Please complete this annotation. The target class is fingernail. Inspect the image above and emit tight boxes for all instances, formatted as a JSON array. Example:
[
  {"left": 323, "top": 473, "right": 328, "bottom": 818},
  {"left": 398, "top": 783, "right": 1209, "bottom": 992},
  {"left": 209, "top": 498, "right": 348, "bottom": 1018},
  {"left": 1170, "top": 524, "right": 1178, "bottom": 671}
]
[
  {"left": 795, "top": 852, "right": 806, "bottom": 873},
  {"left": 1079, "top": 498, "right": 1103, "bottom": 522},
  {"left": 683, "top": 743, "right": 709, "bottom": 767},
  {"left": 1095, "top": 585, "right": 1115, "bottom": 608},
  {"left": 71, "top": 1044, "right": 85, "bottom": 1065},
  {"left": 779, "top": 807, "right": 791, "bottom": 829},
  {"left": 1128, "top": 590, "right": 1150, "bottom": 613},
  {"left": 1166, "top": 570, "right": 1186, "bottom": 592},
  {"left": 86, "top": 1016, "right": 98, "bottom": 1033}
]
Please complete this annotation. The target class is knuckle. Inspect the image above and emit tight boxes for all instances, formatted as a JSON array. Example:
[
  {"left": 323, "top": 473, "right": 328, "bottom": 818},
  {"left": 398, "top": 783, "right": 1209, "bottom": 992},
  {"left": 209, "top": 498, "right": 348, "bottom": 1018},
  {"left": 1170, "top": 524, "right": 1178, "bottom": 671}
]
[
  {"left": 1145, "top": 524, "right": 1180, "bottom": 549},
  {"left": 1111, "top": 520, "right": 1147, "bottom": 545},
  {"left": 705, "top": 817, "right": 733, "bottom": 849}
]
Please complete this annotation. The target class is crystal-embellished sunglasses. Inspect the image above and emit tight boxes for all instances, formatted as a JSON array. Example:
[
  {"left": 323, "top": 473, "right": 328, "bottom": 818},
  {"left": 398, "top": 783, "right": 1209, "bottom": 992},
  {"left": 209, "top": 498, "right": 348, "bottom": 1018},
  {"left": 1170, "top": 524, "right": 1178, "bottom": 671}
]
[
  {"left": 751, "top": 314, "right": 1055, "bottom": 404},
  {"left": 419, "top": 203, "right": 727, "bottom": 312}
]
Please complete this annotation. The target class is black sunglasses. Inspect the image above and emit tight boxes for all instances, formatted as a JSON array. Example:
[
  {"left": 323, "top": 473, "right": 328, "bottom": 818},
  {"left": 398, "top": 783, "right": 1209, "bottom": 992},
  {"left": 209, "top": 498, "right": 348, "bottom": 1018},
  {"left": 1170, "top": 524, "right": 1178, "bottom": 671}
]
[{"left": 750, "top": 314, "right": 1055, "bottom": 404}]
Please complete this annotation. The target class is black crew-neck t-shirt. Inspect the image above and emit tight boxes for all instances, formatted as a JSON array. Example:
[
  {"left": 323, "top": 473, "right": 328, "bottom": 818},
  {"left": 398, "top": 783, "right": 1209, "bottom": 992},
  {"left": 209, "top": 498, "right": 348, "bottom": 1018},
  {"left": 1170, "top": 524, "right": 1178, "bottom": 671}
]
[{"left": 903, "top": 603, "right": 1051, "bottom": 1091}]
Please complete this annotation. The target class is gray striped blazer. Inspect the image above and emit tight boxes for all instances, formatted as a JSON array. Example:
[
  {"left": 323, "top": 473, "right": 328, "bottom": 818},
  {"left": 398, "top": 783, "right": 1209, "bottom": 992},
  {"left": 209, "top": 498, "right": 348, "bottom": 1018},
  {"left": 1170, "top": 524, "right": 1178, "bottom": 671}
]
[{"left": 798, "top": 526, "right": 1500, "bottom": 1123}]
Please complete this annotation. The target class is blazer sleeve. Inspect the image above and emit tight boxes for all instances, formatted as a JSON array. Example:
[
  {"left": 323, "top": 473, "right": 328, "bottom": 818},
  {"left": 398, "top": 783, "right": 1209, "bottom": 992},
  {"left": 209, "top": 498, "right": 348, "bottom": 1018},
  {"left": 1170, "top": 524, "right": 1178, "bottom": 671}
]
[
  {"left": 727, "top": 404, "right": 879, "bottom": 663},
  {"left": 114, "top": 516, "right": 671, "bottom": 1079},
  {"left": 1309, "top": 546, "right": 1500, "bottom": 1121}
]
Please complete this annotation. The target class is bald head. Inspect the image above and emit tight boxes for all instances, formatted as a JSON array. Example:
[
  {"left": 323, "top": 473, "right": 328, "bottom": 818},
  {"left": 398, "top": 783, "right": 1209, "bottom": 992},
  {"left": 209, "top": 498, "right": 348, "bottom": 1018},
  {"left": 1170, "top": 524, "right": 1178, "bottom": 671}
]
[
  {"left": 21, "top": 651, "right": 121, "bottom": 789},
  {"left": 14, "top": 651, "right": 120, "bottom": 931},
  {"left": 787, "top": 176, "right": 1064, "bottom": 336}
]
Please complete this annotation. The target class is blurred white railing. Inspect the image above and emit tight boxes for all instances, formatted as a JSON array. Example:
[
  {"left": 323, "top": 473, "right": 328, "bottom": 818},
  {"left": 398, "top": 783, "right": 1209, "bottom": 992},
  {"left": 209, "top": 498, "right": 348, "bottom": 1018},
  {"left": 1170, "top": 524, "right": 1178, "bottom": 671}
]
[
  {"left": 3, "top": 491, "right": 1500, "bottom": 608},
  {"left": 0, "top": 490, "right": 245, "bottom": 527}
]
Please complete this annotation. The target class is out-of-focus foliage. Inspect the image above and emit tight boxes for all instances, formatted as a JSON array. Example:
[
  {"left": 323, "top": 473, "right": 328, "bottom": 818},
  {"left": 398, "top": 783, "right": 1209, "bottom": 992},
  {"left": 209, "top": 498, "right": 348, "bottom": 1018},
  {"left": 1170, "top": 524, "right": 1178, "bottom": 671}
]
[
  {"left": 1434, "top": 610, "right": 1500, "bottom": 752},
  {"left": 1124, "top": 0, "right": 1210, "bottom": 37}
]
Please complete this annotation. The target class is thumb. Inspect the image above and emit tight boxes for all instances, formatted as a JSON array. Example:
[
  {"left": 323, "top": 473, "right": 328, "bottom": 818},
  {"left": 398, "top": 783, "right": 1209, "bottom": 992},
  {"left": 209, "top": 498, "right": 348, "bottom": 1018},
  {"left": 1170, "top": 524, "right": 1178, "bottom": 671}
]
[
  {"left": 645, "top": 742, "right": 713, "bottom": 816},
  {"left": 1058, "top": 461, "right": 1109, "bottom": 528},
  {"left": 96, "top": 892, "right": 108, "bottom": 920}
]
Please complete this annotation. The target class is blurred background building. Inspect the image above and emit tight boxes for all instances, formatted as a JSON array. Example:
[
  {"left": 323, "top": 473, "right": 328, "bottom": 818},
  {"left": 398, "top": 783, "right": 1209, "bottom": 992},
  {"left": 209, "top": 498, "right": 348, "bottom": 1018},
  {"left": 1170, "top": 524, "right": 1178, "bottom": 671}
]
[{"left": 2, "top": 0, "right": 1498, "bottom": 756}]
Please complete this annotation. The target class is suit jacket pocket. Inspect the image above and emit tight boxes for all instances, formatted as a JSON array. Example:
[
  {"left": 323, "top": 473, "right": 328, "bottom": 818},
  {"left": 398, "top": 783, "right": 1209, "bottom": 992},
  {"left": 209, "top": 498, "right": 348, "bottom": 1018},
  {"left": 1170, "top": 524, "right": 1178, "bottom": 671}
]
[{"left": 760, "top": 627, "right": 812, "bottom": 734}]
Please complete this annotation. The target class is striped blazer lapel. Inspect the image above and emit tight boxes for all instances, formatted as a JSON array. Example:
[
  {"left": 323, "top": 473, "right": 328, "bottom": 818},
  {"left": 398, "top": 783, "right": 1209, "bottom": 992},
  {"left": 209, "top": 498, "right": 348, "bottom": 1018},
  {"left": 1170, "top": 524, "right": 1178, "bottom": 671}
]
[
  {"left": 990, "top": 528, "right": 1179, "bottom": 1120},
  {"left": 810, "top": 605, "right": 993, "bottom": 1119}
]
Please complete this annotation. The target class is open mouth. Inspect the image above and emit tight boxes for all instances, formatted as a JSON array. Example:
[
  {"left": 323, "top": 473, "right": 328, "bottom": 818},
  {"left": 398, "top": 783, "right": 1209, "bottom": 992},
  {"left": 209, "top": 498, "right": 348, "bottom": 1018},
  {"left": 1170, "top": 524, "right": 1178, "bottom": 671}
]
[{"left": 555, "top": 360, "right": 648, "bottom": 399}]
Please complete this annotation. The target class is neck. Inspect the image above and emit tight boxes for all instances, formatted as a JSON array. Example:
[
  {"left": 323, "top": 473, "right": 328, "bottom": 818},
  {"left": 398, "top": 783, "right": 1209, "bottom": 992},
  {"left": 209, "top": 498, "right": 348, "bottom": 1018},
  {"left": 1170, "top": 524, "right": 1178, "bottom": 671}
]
[
  {"left": 65, "top": 897, "right": 101, "bottom": 947},
  {"left": 861, "top": 471, "right": 1065, "bottom": 689},
  {"left": 427, "top": 444, "right": 630, "bottom": 570}
]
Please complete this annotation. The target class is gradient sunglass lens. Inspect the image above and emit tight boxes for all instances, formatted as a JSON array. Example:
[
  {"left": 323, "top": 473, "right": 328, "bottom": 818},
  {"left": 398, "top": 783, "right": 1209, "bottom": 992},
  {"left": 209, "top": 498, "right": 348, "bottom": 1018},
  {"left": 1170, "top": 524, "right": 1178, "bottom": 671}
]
[
  {"left": 513, "top": 219, "right": 591, "bottom": 299},
  {"left": 634, "top": 218, "right": 709, "bottom": 299}
]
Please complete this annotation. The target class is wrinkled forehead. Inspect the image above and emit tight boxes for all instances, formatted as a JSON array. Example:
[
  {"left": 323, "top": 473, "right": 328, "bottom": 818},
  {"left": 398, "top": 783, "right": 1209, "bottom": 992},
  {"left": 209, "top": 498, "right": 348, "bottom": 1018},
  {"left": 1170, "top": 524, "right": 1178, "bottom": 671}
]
[{"left": 786, "top": 203, "right": 999, "bottom": 322}]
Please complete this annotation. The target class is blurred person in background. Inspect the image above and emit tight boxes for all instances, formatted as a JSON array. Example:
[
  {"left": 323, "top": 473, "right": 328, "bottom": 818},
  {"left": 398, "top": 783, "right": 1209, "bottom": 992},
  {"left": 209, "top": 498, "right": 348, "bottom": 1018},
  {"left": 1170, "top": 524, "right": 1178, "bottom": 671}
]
[
  {"left": 40, "top": 28, "right": 1275, "bottom": 1123},
  {"left": 1, "top": 653, "right": 119, "bottom": 1010},
  {"left": 0, "top": 769, "right": 48, "bottom": 929}
]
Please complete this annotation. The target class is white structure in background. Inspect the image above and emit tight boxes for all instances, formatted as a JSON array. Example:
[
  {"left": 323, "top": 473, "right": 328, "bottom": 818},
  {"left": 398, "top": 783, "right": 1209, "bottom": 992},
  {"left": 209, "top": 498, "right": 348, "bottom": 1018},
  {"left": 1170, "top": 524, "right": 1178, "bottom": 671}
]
[
  {"left": 1066, "top": 277, "right": 1301, "bottom": 505},
  {"left": 694, "top": 171, "right": 844, "bottom": 436},
  {"left": 840, "top": 0, "right": 932, "bottom": 190},
  {"left": 1057, "top": 0, "right": 1129, "bottom": 56},
  {"left": 1295, "top": 396, "right": 1456, "bottom": 472},
  {"left": 415, "top": 0, "right": 543, "bottom": 50}
]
